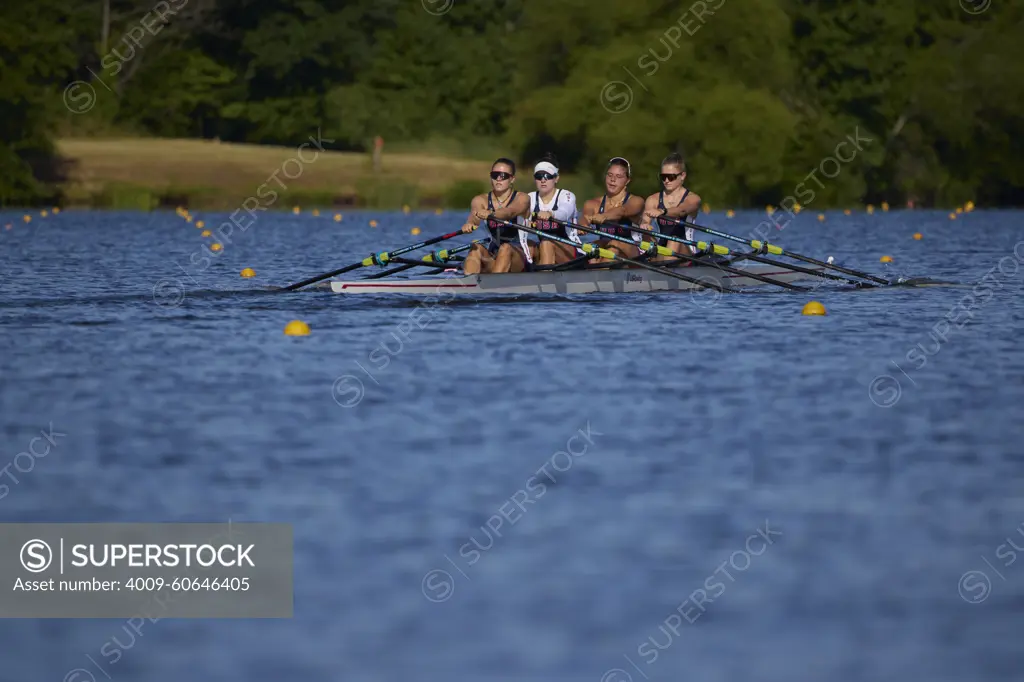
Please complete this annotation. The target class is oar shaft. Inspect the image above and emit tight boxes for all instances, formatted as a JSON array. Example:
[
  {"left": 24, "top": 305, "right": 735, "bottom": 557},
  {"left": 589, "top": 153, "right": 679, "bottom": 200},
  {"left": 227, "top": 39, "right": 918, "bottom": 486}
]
[
  {"left": 281, "top": 229, "right": 464, "bottom": 291},
  {"left": 364, "top": 242, "right": 478, "bottom": 279},
  {"left": 497, "top": 219, "right": 735, "bottom": 293},
  {"left": 563, "top": 220, "right": 804, "bottom": 291},
  {"left": 670, "top": 217, "right": 891, "bottom": 286},
  {"left": 625, "top": 223, "right": 852, "bottom": 284}
]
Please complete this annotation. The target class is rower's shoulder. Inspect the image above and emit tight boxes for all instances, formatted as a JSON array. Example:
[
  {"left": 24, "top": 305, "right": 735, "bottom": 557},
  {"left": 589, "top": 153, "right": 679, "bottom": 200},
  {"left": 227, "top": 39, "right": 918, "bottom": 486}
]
[
  {"left": 643, "top": 192, "right": 661, "bottom": 204},
  {"left": 582, "top": 196, "right": 601, "bottom": 210}
]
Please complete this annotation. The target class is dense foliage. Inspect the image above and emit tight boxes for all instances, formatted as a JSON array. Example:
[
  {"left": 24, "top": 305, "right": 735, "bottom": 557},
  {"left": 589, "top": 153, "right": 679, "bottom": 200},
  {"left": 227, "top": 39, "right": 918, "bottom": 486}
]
[{"left": 2, "top": 0, "right": 1021, "bottom": 206}]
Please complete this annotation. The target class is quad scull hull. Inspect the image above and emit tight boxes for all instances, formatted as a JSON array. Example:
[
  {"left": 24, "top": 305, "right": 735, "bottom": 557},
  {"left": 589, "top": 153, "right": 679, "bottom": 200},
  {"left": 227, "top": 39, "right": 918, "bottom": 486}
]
[{"left": 329, "top": 262, "right": 824, "bottom": 295}]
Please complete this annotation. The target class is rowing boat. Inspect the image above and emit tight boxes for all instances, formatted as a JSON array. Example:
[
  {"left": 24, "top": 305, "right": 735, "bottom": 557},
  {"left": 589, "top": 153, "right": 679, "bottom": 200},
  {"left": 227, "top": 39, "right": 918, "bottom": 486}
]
[{"left": 329, "top": 261, "right": 825, "bottom": 295}]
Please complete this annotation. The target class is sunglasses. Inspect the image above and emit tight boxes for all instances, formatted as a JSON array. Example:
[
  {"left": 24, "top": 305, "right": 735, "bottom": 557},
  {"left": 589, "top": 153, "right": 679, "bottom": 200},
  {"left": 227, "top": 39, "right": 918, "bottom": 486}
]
[
  {"left": 660, "top": 173, "right": 681, "bottom": 182},
  {"left": 490, "top": 171, "right": 512, "bottom": 181},
  {"left": 534, "top": 172, "right": 556, "bottom": 181}
]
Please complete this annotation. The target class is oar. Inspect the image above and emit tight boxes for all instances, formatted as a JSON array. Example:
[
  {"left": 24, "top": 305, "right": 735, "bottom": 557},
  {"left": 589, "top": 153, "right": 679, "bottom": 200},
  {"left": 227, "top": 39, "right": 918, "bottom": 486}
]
[
  {"left": 280, "top": 229, "right": 466, "bottom": 291},
  {"left": 492, "top": 219, "right": 738, "bottom": 293},
  {"left": 559, "top": 220, "right": 806, "bottom": 291},
  {"left": 623, "top": 222, "right": 859, "bottom": 286},
  {"left": 364, "top": 241, "right": 481, "bottom": 279},
  {"left": 663, "top": 217, "right": 893, "bottom": 286}
]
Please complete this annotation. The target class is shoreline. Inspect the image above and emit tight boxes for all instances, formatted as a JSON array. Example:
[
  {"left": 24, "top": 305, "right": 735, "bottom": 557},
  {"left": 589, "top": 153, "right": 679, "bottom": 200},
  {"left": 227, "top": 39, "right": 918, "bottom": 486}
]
[
  {"left": 8, "top": 137, "right": 991, "bottom": 212},
  {"left": 52, "top": 137, "right": 493, "bottom": 211}
]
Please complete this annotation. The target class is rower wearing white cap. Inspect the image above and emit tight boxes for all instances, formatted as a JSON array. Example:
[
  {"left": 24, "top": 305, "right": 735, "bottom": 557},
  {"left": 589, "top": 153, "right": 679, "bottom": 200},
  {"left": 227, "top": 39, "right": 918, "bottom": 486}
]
[
  {"left": 520, "top": 153, "right": 582, "bottom": 266},
  {"left": 580, "top": 157, "right": 646, "bottom": 262}
]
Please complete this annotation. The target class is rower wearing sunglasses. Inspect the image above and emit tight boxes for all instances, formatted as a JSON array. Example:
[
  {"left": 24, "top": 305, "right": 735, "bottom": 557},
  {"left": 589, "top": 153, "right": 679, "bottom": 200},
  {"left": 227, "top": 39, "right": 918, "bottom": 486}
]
[
  {"left": 640, "top": 152, "right": 702, "bottom": 262},
  {"left": 580, "top": 157, "right": 646, "bottom": 262},
  {"left": 520, "top": 153, "right": 581, "bottom": 267},
  {"left": 460, "top": 157, "right": 531, "bottom": 274}
]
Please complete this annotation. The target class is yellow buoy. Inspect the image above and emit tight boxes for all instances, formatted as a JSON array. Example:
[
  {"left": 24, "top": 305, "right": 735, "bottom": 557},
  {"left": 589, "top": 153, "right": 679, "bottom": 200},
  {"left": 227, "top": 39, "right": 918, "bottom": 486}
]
[
  {"left": 725, "top": 209, "right": 735, "bottom": 218},
  {"left": 52, "top": 207, "right": 60, "bottom": 214},
  {"left": 843, "top": 209, "right": 851, "bottom": 216},
  {"left": 881, "top": 202, "right": 889, "bottom": 212},
  {"left": 802, "top": 301, "right": 827, "bottom": 316},
  {"left": 210, "top": 243, "right": 223, "bottom": 252},
  {"left": 913, "top": 232, "right": 923, "bottom": 240},
  {"left": 866, "top": 205, "right": 874, "bottom": 214},
  {"left": 333, "top": 213, "right": 342, "bottom": 222},
  {"left": 369, "top": 219, "right": 378, "bottom": 227},
  {"left": 766, "top": 205, "right": 775, "bottom": 215},
  {"left": 955, "top": 207, "right": 963, "bottom": 214},
  {"left": 196, "top": 220, "right": 205, "bottom": 228},
  {"left": 186, "top": 217, "right": 193, "bottom": 223},
  {"left": 312, "top": 209, "right": 320, "bottom": 217},
  {"left": 284, "top": 320, "right": 310, "bottom": 336},
  {"left": 701, "top": 203, "right": 710, "bottom": 214},
  {"left": 402, "top": 205, "right": 411, "bottom": 215},
  {"left": 965, "top": 201, "right": 975, "bottom": 212},
  {"left": 793, "top": 203, "right": 802, "bottom": 214},
  {"left": 292, "top": 206, "right": 300, "bottom": 215},
  {"left": 411, "top": 227, "right": 421, "bottom": 236},
  {"left": 949, "top": 213, "right": 957, "bottom": 220},
  {"left": 40, "top": 210, "right": 48, "bottom": 218},
  {"left": 434, "top": 208, "right": 443, "bottom": 215},
  {"left": 817, "top": 213, "right": 825, "bottom": 222},
  {"left": 23, "top": 215, "right": 31, "bottom": 223},
  {"left": 880, "top": 255, "right": 893, "bottom": 263},
  {"left": 201, "top": 230, "right": 212, "bottom": 237},
  {"left": 240, "top": 268, "right": 256, "bottom": 278}
]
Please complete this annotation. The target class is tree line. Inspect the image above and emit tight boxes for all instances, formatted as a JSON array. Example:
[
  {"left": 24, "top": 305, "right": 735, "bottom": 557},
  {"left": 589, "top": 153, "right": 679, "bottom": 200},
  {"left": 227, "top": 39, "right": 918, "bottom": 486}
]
[{"left": 2, "top": 0, "right": 1021, "bottom": 207}]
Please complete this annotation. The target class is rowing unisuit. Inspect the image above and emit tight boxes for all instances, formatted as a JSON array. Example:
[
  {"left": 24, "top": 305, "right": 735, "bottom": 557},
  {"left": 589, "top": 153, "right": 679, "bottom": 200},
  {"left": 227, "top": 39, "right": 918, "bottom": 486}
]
[
  {"left": 486, "top": 190, "right": 521, "bottom": 253},
  {"left": 656, "top": 188, "right": 694, "bottom": 245},
  {"left": 460, "top": 157, "right": 532, "bottom": 274},
  {"left": 599, "top": 193, "right": 640, "bottom": 242},
  {"left": 520, "top": 188, "right": 580, "bottom": 262}
]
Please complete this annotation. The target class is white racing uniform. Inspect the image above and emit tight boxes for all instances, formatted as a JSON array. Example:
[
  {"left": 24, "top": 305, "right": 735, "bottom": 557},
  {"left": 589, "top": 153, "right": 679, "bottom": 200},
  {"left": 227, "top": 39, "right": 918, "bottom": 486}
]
[{"left": 519, "top": 189, "right": 581, "bottom": 264}]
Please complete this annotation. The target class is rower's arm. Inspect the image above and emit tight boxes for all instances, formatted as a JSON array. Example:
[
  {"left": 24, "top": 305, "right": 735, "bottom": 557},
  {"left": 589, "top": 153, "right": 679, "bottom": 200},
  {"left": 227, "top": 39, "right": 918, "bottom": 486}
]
[
  {"left": 623, "top": 194, "right": 646, "bottom": 223},
  {"left": 463, "top": 195, "right": 487, "bottom": 230},
  {"left": 639, "top": 194, "right": 661, "bottom": 229},
  {"left": 578, "top": 198, "right": 600, "bottom": 227},
  {"left": 598, "top": 194, "right": 646, "bottom": 223},
  {"left": 664, "top": 191, "right": 701, "bottom": 220}
]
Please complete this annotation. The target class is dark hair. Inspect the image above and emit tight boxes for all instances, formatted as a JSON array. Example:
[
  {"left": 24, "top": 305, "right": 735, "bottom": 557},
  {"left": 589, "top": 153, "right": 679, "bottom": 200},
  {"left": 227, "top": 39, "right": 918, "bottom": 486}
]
[
  {"left": 537, "top": 152, "right": 559, "bottom": 168},
  {"left": 492, "top": 157, "right": 516, "bottom": 175},
  {"left": 607, "top": 156, "right": 631, "bottom": 177},
  {"left": 661, "top": 152, "right": 686, "bottom": 173}
]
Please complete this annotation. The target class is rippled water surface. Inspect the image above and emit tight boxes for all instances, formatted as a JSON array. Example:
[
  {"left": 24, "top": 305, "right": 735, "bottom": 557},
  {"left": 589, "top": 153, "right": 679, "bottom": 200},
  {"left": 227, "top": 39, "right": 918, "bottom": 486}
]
[{"left": 1, "top": 207, "right": 1023, "bottom": 682}]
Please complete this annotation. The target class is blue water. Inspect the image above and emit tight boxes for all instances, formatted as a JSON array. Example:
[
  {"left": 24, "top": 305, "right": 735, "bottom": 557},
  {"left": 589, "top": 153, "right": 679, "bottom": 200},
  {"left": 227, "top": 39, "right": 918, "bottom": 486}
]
[{"left": 1, "top": 207, "right": 1023, "bottom": 682}]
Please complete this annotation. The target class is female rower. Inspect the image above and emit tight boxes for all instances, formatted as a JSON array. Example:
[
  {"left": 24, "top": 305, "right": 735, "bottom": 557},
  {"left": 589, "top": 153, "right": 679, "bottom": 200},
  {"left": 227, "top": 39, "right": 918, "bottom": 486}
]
[
  {"left": 460, "top": 158, "right": 531, "bottom": 274},
  {"left": 522, "top": 153, "right": 581, "bottom": 267},
  {"left": 640, "top": 152, "right": 702, "bottom": 263},
  {"left": 579, "top": 157, "right": 646, "bottom": 262}
]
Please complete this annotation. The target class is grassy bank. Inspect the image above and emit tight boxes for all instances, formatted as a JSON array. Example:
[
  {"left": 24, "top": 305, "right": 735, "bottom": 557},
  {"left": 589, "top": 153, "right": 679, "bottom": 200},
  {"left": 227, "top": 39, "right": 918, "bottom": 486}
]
[{"left": 56, "top": 138, "right": 499, "bottom": 210}]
